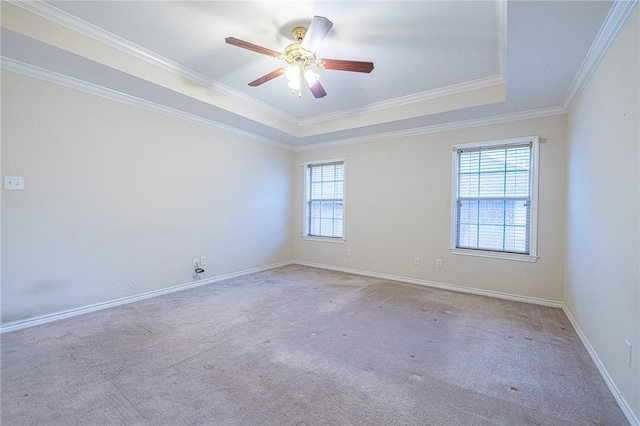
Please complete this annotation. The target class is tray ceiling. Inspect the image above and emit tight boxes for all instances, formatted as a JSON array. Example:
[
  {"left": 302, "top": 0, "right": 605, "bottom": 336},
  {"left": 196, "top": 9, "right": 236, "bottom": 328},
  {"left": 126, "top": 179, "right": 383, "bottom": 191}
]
[{"left": 0, "top": 1, "right": 622, "bottom": 148}]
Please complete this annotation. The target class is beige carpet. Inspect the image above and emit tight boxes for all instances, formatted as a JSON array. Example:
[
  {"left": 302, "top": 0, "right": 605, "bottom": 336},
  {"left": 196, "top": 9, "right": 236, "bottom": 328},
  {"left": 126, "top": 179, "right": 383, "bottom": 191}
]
[{"left": 1, "top": 265, "right": 627, "bottom": 425}]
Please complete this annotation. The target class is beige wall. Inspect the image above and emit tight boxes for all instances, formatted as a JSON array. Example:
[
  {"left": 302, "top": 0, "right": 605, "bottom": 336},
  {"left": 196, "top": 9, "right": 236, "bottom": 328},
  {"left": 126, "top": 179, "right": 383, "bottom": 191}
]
[
  {"left": 2, "top": 8, "right": 637, "bottom": 420},
  {"left": 565, "top": 5, "right": 639, "bottom": 420},
  {"left": 1, "top": 70, "right": 294, "bottom": 323},
  {"left": 294, "top": 114, "right": 567, "bottom": 303}
]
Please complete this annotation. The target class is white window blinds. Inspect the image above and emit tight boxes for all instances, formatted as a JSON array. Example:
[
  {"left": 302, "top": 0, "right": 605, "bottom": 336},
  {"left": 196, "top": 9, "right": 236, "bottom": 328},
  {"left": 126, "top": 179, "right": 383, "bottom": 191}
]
[
  {"left": 305, "top": 161, "right": 344, "bottom": 239},
  {"left": 455, "top": 142, "right": 533, "bottom": 255}
]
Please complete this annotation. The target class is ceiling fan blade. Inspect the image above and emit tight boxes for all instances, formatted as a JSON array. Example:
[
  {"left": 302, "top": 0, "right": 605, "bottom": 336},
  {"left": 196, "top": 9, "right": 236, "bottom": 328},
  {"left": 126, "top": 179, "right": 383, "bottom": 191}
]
[
  {"left": 307, "top": 80, "right": 327, "bottom": 98},
  {"left": 225, "top": 37, "right": 281, "bottom": 58},
  {"left": 300, "top": 16, "right": 333, "bottom": 52},
  {"left": 317, "top": 59, "right": 374, "bottom": 73},
  {"left": 248, "top": 68, "right": 286, "bottom": 86}
]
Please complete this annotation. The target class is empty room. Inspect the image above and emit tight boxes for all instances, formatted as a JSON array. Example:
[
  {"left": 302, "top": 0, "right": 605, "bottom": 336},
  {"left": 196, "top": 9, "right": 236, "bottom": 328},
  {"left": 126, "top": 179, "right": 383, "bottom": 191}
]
[{"left": 1, "top": 0, "right": 638, "bottom": 424}]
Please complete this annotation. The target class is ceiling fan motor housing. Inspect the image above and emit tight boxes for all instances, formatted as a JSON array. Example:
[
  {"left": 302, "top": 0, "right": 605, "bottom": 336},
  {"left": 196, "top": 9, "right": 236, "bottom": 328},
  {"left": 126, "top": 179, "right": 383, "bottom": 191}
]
[{"left": 282, "top": 42, "right": 316, "bottom": 68}]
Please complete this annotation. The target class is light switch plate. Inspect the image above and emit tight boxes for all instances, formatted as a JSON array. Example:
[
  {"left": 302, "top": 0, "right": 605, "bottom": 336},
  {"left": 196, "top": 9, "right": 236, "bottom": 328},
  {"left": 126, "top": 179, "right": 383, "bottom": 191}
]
[
  {"left": 624, "top": 340, "right": 632, "bottom": 366},
  {"left": 4, "top": 176, "right": 25, "bottom": 190}
]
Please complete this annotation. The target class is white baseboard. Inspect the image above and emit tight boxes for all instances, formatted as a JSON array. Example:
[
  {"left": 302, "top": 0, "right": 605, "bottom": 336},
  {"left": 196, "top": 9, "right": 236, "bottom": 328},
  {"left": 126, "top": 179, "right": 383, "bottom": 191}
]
[
  {"left": 2, "top": 260, "right": 635, "bottom": 423},
  {"left": 293, "top": 260, "right": 563, "bottom": 308},
  {"left": 1, "top": 260, "right": 561, "bottom": 333},
  {"left": 295, "top": 260, "right": 637, "bottom": 424},
  {"left": 0, "top": 260, "right": 293, "bottom": 334},
  {"left": 562, "top": 305, "right": 639, "bottom": 426}
]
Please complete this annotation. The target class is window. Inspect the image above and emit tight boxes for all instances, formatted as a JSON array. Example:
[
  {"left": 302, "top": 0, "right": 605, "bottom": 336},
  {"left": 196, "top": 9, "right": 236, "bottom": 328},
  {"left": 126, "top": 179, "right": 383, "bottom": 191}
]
[
  {"left": 304, "top": 159, "right": 345, "bottom": 240},
  {"left": 451, "top": 137, "right": 539, "bottom": 262}
]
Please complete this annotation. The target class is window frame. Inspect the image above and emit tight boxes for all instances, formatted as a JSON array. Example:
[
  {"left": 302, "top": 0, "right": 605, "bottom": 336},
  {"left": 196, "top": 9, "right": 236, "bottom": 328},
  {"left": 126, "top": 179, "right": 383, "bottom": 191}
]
[
  {"left": 450, "top": 136, "right": 540, "bottom": 262},
  {"left": 302, "top": 158, "right": 346, "bottom": 243}
]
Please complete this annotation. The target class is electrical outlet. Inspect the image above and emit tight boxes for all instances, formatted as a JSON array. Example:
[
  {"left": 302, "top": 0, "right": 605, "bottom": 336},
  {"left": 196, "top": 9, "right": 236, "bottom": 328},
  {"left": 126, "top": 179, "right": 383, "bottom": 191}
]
[
  {"left": 436, "top": 259, "right": 443, "bottom": 268},
  {"left": 193, "top": 258, "right": 199, "bottom": 267},
  {"left": 3, "top": 176, "right": 24, "bottom": 190},
  {"left": 346, "top": 249, "right": 351, "bottom": 257},
  {"left": 414, "top": 256, "right": 420, "bottom": 265},
  {"left": 200, "top": 256, "right": 207, "bottom": 265},
  {"left": 624, "top": 340, "right": 632, "bottom": 366}
]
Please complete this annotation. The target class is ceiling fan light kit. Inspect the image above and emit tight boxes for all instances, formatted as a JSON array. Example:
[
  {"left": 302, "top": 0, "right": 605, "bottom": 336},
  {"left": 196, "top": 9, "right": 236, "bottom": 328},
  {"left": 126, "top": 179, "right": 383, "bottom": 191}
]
[{"left": 225, "top": 16, "right": 374, "bottom": 99}]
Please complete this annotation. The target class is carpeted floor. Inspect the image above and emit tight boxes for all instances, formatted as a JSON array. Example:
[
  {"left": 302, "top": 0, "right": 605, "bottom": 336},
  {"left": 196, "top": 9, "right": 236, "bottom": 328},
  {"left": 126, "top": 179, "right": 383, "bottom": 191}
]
[{"left": 1, "top": 265, "right": 628, "bottom": 425}]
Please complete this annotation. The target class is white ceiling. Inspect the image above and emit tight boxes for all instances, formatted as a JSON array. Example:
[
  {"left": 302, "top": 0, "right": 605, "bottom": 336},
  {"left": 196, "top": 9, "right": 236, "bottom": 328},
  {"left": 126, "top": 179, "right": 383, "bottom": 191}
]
[{"left": 0, "top": 1, "right": 620, "bottom": 148}]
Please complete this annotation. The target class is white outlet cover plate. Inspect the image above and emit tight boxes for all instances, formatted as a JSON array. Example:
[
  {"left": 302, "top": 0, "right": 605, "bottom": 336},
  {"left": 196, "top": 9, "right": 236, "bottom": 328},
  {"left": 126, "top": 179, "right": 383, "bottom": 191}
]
[{"left": 4, "top": 176, "right": 25, "bottom": 190}]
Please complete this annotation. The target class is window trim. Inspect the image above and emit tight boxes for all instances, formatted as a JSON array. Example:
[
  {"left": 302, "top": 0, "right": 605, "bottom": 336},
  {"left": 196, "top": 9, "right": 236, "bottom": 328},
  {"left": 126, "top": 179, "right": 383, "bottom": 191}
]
[
  {"left": 302, "top": 158, "right": 346, "bottom": 243},
  {"left": 450, "top": 136, "right": 540, "bottom": 262}
]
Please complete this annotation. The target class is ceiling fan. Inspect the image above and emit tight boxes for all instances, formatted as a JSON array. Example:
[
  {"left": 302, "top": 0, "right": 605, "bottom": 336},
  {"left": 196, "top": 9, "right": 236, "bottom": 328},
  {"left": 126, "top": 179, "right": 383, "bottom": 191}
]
[{"left": 225, "top": 16, "right": 374, "bottom": 98}]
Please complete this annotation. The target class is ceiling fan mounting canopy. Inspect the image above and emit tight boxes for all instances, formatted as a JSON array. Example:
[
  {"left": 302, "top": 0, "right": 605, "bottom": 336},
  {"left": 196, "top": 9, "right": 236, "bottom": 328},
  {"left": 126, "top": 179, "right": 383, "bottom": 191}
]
[
  {"left": 225, "top": 16, "right": 374, "bottom": 99},
  {"left": 292, "top": 26, "right": 307, "bottom": 41}
]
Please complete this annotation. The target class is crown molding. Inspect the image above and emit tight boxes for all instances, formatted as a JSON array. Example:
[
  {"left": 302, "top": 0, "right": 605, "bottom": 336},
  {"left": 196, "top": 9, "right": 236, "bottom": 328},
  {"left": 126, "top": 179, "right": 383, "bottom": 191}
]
[
  {"left": 298, "top": 74, "right": 506, "bottom": 127},
  {"left": 4, "top": 55, "right": 565, "bottom": 155},
  {"left": 8, "top": 0, "right": 509, "bottom": 132},
  {"left": 4, "top": 54, "right": 564, "bottom": 153},
  {"left": 299, "top": 0, "right": 507, "bottom": 127},
  {"left": 6, "top": 0, "right": 299, "bottom": 127},
  {"left": 1, "top": 57, "right": 294, "bottom": 151},
  {"left": 7, "top": 0, "right": 629, "bottom": 153},
  {"left": 562, "top": 0, "right": 638, "bottom": 111},
  {"left": 295, "top": 105, "right": 566, "bottom": 152}
]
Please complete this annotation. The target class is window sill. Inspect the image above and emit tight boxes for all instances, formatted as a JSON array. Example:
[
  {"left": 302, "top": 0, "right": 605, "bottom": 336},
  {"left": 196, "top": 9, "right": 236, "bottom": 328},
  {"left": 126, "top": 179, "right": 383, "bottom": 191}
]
[
  {"left": 303, "top": 236, "right": 345, "bottom": 244},
  {"left": 450, "top": 248, "right": 539, "bottom": 263}
]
